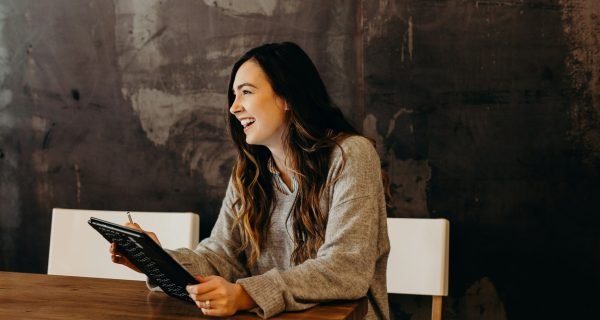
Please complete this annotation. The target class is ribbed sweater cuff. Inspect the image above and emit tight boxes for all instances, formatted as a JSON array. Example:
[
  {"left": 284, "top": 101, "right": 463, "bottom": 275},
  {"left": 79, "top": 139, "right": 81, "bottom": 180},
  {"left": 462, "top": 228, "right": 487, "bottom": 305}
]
[{"left": 237, "top": 269, "right": 285, "bottom": 318}]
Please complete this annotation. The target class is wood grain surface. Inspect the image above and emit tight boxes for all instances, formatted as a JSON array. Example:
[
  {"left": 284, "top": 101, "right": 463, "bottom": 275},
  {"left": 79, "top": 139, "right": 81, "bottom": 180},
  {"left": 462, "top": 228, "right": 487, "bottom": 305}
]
[{"left": 0, "top": 272, "right": 366, "bottom": 319}]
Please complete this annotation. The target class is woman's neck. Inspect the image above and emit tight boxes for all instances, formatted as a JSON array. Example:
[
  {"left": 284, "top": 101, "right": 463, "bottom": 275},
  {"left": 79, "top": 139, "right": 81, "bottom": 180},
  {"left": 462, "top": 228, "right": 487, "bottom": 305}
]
[{"left": 270, "top": 149, "right": 294, "bottom": 191}]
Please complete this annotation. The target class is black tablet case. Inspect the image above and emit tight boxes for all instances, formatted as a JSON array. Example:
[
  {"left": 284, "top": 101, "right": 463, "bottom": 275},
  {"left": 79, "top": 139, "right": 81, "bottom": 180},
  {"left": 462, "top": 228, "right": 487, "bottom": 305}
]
[{"left": 88, "top": 217, "right": 199, "bottom": 303}]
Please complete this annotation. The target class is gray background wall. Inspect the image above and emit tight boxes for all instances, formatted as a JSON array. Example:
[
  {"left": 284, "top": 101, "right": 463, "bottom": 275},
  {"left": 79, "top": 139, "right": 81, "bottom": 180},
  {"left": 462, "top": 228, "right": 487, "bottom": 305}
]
[{"left": 1, "top": 1, "right": 598, "bottom": 319}]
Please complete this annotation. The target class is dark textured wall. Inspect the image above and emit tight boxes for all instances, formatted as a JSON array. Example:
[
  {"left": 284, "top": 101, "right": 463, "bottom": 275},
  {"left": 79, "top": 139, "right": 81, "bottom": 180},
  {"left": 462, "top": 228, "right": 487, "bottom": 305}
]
[
  {"left": 363, "top": 1, "right": 599, "bottom": 319},
  {"left": 1, "top": 1, "right": 598, "bottom": 319}
]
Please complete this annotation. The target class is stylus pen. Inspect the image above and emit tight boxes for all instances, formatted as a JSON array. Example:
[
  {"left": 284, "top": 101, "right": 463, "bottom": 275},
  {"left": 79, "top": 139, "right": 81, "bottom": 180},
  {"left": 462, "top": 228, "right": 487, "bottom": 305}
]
[{"left": 126, "top": 211, "right": 134, "bottom": 224}]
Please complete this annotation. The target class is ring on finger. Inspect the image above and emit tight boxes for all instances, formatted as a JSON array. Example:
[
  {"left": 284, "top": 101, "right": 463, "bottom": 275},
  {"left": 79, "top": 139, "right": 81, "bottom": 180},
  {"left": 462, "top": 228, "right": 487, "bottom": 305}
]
[{"left": 205, "top": 300, "right": 211, "bottom": 309}]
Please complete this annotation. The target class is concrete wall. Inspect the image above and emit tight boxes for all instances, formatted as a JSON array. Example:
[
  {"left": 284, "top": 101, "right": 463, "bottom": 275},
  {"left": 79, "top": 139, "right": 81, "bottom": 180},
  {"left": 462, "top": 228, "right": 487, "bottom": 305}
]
[{"left": 1, "top": 0, "right": 598, "bottom": 319}]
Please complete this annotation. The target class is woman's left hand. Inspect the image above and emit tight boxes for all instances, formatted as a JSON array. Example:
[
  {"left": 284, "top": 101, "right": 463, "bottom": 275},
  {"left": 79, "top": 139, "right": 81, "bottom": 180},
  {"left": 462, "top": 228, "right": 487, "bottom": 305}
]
[{"left": 186, "top": 275, "right": 257, "bottom": 317}]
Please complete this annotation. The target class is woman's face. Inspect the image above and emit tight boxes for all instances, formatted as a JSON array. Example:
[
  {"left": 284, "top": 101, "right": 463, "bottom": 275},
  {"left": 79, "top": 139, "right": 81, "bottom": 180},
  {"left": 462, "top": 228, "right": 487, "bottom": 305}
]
[{"left": 230, "top": 60, "right": 288, "bottom": 150}]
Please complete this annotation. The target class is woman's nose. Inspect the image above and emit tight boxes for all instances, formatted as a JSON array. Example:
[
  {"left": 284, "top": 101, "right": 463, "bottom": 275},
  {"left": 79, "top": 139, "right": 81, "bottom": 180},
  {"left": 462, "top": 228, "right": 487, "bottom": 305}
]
[{"left": 230, "top": 96, "right": 243, "bottom": 114}]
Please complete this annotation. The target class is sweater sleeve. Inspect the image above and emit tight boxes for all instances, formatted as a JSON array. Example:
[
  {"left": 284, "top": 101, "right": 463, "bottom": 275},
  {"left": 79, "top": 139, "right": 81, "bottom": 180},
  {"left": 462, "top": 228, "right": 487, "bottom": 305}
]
[
  {"left": 236, "top": 136, "right": 386, "bottom": 318},
  {"left": 146, "top": 178, "right": 249, "bottom": 291}
]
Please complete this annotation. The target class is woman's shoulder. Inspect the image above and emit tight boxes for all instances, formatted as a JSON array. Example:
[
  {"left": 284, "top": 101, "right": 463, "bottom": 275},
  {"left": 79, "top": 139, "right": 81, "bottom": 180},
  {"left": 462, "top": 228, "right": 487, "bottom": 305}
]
[
  {"left": 334, "top": 134, "right": 377, "bottom": 154},
  {"left": 331, "top": 134, "right": 380, "bottom": 164},
  {"left": 327, "top": 134, "right": 382, "bottom": 191}
]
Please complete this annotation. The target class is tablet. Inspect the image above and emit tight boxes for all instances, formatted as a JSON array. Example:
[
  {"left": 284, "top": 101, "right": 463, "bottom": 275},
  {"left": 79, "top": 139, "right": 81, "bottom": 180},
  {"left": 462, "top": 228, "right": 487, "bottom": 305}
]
[{"left": 88, "top": 217, "right": 199, "bottom": 303}]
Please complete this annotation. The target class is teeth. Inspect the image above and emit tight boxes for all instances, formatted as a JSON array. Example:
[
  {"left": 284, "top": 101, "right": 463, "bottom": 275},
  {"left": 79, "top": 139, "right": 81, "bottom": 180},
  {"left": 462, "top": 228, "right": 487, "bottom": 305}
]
[{"left": 240, "top": 118, "right": 256, "bottom": 128}]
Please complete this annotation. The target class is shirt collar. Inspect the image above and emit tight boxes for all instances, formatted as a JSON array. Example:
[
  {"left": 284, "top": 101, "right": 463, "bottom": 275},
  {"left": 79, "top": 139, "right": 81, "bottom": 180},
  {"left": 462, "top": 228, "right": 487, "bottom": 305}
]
[{"left": 267, "top": 157, "right": 297, "bottom": 194}]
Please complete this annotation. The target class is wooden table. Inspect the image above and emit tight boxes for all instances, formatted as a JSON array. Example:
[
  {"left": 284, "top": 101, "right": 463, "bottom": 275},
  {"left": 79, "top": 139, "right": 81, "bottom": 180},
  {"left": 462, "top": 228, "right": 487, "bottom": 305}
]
[{"left": 0, "top": 272, "right": 367, "bottom": 319}]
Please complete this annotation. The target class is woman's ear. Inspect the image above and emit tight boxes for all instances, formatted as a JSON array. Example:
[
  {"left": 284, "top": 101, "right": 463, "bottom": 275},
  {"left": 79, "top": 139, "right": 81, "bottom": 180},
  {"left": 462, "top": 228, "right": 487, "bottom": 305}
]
[{"left": 276, "top": 96, "right": 289, "bottom": 111}]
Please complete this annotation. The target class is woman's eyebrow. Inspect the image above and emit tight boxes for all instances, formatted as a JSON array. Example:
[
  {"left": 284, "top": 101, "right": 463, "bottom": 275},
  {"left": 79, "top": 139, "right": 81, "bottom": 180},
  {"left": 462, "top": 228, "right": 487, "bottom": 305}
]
[{"left": 234, "top": 82, "right": 258, "bottom": 91}]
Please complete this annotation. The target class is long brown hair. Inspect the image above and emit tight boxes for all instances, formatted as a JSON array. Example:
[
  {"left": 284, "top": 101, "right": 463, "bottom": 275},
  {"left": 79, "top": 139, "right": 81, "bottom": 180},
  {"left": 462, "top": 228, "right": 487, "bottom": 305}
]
[{"left": 226, "top": 42, "right": 360, "bottom": 267}]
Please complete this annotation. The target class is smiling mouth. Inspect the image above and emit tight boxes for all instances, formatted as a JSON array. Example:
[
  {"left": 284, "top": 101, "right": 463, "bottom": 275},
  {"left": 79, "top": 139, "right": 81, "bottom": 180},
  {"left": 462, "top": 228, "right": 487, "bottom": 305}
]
[{"left": 240, "top": 118, "right": 256, "bottom": 131}]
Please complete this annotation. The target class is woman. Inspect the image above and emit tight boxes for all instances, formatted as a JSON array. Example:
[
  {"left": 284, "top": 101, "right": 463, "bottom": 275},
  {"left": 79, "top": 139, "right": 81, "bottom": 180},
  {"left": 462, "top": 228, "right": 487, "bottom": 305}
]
[{"left": 111, "top": 42, "right": 390, "bottom": 319}]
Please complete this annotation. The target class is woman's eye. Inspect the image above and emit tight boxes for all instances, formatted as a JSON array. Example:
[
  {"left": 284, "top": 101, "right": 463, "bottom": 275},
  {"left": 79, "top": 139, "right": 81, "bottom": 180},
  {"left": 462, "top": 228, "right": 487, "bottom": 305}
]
[{"left": 242, "top": 90, "right": 252, "bottom": 95}]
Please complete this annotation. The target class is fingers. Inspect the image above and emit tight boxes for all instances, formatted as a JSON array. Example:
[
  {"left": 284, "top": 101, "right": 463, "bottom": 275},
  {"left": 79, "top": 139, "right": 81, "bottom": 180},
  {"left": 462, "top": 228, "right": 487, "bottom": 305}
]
[
  {"left": 187, "top": 279, "right": 217, "bottom": 310},
  {"left": 186, "top": 277, "right": 218, "bottom": 295},
  {"left": 190, "top": 292, "right": 218, "bottom": 314},
  {"left": 194, "top": 275, "right": 208, "bottom": 283},
  {"left": 109, "top": 243, "right": 125, "bottom": 265},
  {"left": 110, "top": 243, "right": 122, "bottom": 262},
  {"left": 194, "top": 299, "right": 213, "bottom": 309},
  {"left": 145, "top": 231, "right": 161, "bottom": 246},
  {"left": 201, "top": 306, "right": 227, "bottom": 317},
  {"left": 123, "top": 223, "right": 161, "bottom": 246},
  {"left": 125, "top": 222, "right": 141, "bottom": 230},
  {"left": 186, "top": 276, "right": 239, "bottom": 316},
  {"left": 193, "top": 298, "right": 229, "bottom": 317},
  {"left": 111, "top": 253, "right": 124, "bottom": 264},
  {"left": 109, "top": 243, "right": 142, "bottom": 272}
]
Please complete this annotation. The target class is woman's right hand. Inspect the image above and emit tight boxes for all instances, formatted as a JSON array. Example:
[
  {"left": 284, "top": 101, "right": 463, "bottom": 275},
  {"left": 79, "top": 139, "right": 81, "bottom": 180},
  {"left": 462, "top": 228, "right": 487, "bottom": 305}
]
[{"left": 109, "top": 222, "right": 162, "bottom": 273}]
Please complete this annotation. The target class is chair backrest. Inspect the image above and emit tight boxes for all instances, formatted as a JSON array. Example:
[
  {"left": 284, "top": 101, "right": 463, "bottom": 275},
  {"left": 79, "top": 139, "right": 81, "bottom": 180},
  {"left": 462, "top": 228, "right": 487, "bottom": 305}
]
[
  {"left": 48, "top": 208, "right": 200, "bottom": 281},
  {"left": 386, "top": 218, "right": 450, "bottom": 320}
]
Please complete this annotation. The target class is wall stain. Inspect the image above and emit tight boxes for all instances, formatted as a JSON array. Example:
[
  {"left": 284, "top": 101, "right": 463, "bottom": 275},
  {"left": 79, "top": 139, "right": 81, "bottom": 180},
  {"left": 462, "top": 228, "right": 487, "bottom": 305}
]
[
  {"left": 475, "top": 1, "right": 561, "bottom": 10},
  {"left": 74, "top": 164, "right": 81, "bottom": 205},
  {"left": 125, "top": 87, "right": 225, "bottom": 146},
  {"left": 458, "top": 277, "right": 507, "bottom": 320},
  {"left": 71, "top": 88, "right": 80, "bottom": 101},
  {"left": 0, "top": 3, "right": 12, "bottom": 109},
  {"left": 204, "top": 0, "right": 279, "bottom": 17},
  {"left": 363, "top": 113, "right": 431, "bottom": 218},
  {"left": 115, "top": 0, "right": 166, "bottom": 74},
  {"left": 561, "top": 0, "right": 600, "bottom": 162}
]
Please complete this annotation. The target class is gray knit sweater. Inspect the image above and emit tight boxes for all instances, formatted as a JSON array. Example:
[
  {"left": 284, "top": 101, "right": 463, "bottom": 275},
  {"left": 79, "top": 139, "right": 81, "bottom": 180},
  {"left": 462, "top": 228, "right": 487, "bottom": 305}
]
[{"left": 150, "top": 136, "right": 390, "bottom": 319}]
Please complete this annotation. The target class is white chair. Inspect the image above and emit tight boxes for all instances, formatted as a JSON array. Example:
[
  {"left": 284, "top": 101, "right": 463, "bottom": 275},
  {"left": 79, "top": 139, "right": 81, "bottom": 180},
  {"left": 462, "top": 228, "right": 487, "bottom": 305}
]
[
  {"left": 48, "top": 208, "right": 200, "bottom": 281},
  {"left": 386, "top": 218, "right": 450, "bottom": 320}
]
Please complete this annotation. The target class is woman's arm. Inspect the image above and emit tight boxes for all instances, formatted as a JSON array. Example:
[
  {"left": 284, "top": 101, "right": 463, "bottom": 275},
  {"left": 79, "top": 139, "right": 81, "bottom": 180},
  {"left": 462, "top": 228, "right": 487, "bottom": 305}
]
[
  {"left": 144, "top": 178, "right": 258, "bottom": 316},
  {"left": 148, "top": 178, "right": 250, "bottom": 285}
]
